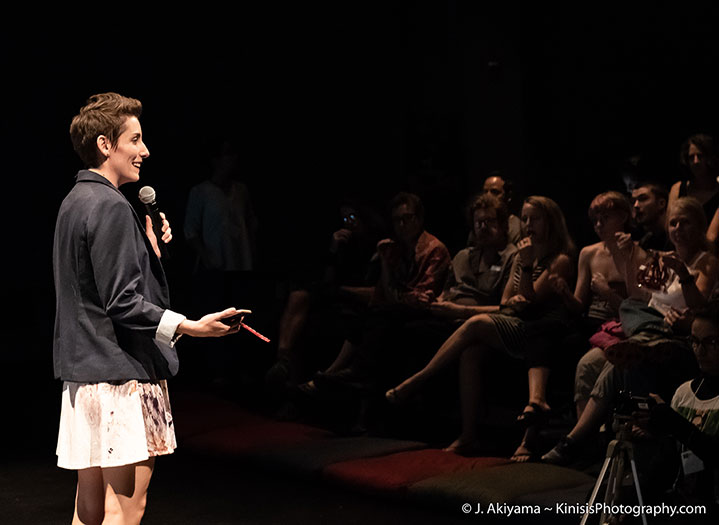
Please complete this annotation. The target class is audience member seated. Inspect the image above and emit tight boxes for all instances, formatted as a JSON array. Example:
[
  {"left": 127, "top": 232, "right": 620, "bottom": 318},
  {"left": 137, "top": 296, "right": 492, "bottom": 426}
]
[
  {"left": 631, "top": 181, "right": 672, "bottom": 252},
  {"left": 670, "top": 133, "right": 719, "bottom": 231},
  {"left": 550, "top": 192, "right": 631, "bottom": 420},
  {"left": 643, "top": 301, "right": 719, "bottom": 520},
  {"left": 542, "top": 197, "right": 718, "bottom": 465},
  {"left": 265, "top": 200, "right": 384, "bottom": 391},
  {"left": 468, "top": 173, "right": 522, "bottom": 245},
  {"left": 300, "top": 192, "right": 451, "bottom": 394},
  {"left": 386, "top": 196, "right": 576, "bottom": 461},
  {"left": 339, "top": 193, "right": 519, "bottom": 408}
]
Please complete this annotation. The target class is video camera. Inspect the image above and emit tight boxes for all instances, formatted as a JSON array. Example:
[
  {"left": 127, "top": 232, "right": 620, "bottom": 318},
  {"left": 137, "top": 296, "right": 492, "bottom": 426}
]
[{"left": 615, "top": 390, "right": 657, "bottom": 417}]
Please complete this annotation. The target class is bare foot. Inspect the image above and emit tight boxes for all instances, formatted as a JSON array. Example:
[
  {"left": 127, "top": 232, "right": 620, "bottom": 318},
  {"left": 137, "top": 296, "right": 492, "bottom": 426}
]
[
  {"left": 511, "top": 442, "right": 534, "bottom": 463},
  {"left": 385, "top": 380, "right": 416, "bottom": 406},
  {"left": 443, "top": 438, "right": 482, "bottom": 456},
  {"left": 511, "top": 426, "right": 539, "bottom": 462}
]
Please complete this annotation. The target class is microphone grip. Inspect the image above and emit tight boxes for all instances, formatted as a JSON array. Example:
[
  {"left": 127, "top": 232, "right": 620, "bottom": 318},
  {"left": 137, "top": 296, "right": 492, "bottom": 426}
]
[{"left": 143, "top": 202, "right": 171, "bottom": 260}]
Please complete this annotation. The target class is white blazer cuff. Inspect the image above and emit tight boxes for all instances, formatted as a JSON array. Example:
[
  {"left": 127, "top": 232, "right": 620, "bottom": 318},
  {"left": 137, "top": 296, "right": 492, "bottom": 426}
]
[{"left": 156, "top": 310, "right": 187, "bottom": 347}]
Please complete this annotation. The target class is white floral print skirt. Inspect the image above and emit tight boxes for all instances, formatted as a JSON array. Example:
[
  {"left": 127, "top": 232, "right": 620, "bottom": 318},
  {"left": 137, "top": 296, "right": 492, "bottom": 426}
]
[{"left": 56, "top": 380, "right": 177, "bottom": 470}]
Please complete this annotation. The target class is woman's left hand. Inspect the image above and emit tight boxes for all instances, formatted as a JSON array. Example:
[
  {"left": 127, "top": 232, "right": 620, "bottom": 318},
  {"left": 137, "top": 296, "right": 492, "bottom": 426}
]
[
  {"left": 505, "top": 294, "right": 529, "bottom": 307},
  {"left": 145, "top": 212, "right": 172, "bottom": 258},
  {"left": 590, "top": 272, "right": 612, "bottom": 298}
]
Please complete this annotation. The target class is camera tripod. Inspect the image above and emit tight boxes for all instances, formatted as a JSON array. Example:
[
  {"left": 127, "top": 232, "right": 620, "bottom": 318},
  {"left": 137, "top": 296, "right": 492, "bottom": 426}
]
[{"left": 581, "top": 414, "right": 648, "bottom": 525}]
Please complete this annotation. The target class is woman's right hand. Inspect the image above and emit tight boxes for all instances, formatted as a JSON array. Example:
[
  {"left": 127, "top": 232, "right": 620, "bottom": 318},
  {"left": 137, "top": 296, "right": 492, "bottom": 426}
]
[
  {"left": 177, "top": 308, "right": 243, "bottom": 338},
  {"left": 517, "top": 237, "right": 535, "bottom": 266},
  {"left": 614, "top": 231, "right": 634, "bottom": 258}
]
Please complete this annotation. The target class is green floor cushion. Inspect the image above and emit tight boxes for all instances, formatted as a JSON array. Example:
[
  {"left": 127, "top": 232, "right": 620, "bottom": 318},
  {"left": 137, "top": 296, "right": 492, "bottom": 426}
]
[
  {"left": 322, "top": 448, "right": 510, "bottom": 495},
  {"left": 407, "top": 462, "right": 596, "bottom": 510}
]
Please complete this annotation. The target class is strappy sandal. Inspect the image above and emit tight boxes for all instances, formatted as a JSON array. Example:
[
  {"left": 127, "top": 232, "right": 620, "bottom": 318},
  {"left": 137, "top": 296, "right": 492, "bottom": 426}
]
[{"left": 516, "top": 402, "right": 551, "bottom": 428}]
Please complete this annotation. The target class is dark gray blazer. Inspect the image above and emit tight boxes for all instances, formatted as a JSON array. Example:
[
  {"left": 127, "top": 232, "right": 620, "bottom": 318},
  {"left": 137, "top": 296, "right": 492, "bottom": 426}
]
[{"left": 53, "top": 170, "right": 179, "bottom": 382}]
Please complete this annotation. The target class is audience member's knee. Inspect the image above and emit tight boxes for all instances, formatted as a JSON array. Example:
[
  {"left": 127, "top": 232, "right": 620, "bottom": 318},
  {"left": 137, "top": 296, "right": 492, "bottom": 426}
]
[
  {"left": 287, "top": 289, "right": 311, "bottom": 313},
  {"left": 463, "top": 313, "right": 491, "bottom": 337},
  {"left": 574, "top": 347, "right": 607, "bottom": 402}
]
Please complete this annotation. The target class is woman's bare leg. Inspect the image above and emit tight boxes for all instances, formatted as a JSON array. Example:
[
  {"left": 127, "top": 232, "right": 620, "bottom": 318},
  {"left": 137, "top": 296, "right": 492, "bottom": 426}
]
[
  {"left": 101, "top": 458, "right": 155, "bottom": 525},
  {"left": 527, "top": 366, "right": 551, "bottom": 412},
  {"left": 390, "top": 314, "right": 499, "bottom": 399},
  {"left": 512, "top": 366, "right": 551, "bottom": 461},
  {"left": 277, "top": 289, "right": 311, "bottom": 361},
  {"left": 324, "top": 339, "right": 357, "bottom": 374},
  {"left": 444, "top": 344, "right": 487, "bottom": 451},
  {"left": 567, "top": 397, "right": 609, "bottom": 442}
]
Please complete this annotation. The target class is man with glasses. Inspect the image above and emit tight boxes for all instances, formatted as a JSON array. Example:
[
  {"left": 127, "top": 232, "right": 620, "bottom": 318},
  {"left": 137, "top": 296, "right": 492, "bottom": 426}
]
[
  {"left": 645, "top": 301, "right": 719, "bottom": 520},
  {"left": 302, "top": 192, "right": 450, "bottom": 401}
]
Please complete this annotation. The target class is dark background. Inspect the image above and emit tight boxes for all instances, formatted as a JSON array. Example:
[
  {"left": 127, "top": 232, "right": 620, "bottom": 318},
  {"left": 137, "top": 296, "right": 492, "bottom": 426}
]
[{"left": 3, "top": 2, "right": 719, "bottom": 450}]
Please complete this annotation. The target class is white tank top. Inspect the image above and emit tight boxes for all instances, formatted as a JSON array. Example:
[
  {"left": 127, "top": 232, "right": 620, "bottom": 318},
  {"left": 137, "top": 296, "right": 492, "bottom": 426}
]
[{"left": 648, "top": 251, "right": 711, "bottom": 316}]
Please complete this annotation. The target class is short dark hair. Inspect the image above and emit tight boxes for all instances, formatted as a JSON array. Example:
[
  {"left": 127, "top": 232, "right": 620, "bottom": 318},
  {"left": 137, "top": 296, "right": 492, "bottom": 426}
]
[
  {"left": 390, "top": 192, "right": 424, "bottom": 222},
  {"left": 633, "top": 181, "right": 669, "bottom": 203},
  {"left": 485, "top": 171, "right": 514, "bottom": 203},
  {"left": 469, "top": 192, "right": 509, "bottom": 232},
  {"left": 69, "top": 92, "right": 143, "bottom": 168}
]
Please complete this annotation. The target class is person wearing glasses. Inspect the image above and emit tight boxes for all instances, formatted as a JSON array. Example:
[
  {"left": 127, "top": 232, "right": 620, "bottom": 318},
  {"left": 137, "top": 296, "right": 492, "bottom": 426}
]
[
  {"left": 298, "top": 192, "right": 450, "bottom": 397},
  {"left": 644, "top": 301, "right": 719, "bottom": 520},
  {"left": 387, "top": 195, "right": 576, "bottom": 460},
  {"left": 266, "top": 200, "right": 385, "bottom": 392},
  {"left": 543, "top": 197, "right": 718, "bottom": 465}
]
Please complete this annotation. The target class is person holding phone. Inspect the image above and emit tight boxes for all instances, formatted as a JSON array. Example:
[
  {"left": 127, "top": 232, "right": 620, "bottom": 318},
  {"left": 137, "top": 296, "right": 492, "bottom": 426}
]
[{"left": 54, "top": 93, "right": 241, "bottom": 525}]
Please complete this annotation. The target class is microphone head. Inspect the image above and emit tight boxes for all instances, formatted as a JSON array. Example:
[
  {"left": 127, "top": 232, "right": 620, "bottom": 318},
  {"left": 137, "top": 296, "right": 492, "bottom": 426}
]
[{"left": 138, "top": 186, "right": 156, "bottom": 204}]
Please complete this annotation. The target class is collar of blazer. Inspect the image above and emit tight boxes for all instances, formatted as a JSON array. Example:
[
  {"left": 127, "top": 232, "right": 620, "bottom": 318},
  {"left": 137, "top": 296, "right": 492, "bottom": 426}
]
[{"left": 74, "top": 170, "right": 169, "bottom": 286}]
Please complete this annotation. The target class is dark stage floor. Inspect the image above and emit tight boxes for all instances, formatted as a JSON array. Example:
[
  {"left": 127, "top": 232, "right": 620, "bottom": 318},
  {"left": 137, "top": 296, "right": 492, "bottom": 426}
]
[
  {"left": 0, "top": 379, "right": 485, "bottom": 525},
  {"left": 1, "top": 450, "right": 478, "bottom": 525}
]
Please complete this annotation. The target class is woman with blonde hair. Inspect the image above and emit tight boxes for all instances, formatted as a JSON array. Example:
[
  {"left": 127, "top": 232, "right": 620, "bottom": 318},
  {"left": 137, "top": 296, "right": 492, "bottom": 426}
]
[
  {"left": 543, "top": 197, "right": 718, "bottom": 465},
  {"left": 387, "top": 195, "right": 576, "bottom": 461}
]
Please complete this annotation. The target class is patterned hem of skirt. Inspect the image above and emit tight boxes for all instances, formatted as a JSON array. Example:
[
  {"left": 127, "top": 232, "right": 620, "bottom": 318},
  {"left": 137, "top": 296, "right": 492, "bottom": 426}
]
[{"left": 56, "top": 379, "right": 177, "bottom": 470}]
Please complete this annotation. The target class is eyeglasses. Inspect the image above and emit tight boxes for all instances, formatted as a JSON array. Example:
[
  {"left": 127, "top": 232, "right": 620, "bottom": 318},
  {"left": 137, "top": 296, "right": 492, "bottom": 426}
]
[
  {"left": 690, "top": 335, "right": 719, "bottom": 352},
  {"left": 474, "top": 217, "right": 499, "bottom": 227},
  {"left": 392, "top": 213, "right": 416, "bottom": 225}
]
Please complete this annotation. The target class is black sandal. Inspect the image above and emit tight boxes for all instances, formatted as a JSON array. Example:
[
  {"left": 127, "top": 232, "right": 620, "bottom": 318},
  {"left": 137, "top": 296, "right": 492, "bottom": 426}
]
[{"left": 516, "top": 402, "right": 551, "bottom": 427}]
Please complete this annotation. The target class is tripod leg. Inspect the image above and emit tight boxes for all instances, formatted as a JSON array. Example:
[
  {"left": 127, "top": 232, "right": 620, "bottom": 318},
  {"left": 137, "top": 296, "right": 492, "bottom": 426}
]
[
  {"left": 608, "top": 450, "right": 626, "bottom": 506},
  {"left": 599, "top": 454, "right": 623, "bottom": 524},
  {"left": 581, "top": 456, "right": 614, "bottom": 525},
  {"left": 629, "top": 458, "right": 648, "bottom": 525}
]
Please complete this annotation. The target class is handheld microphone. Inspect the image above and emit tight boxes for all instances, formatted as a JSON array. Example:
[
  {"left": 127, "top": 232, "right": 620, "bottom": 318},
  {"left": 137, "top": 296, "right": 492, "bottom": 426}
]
[{"left": 138, "top": 186, "right": 170, "bottom": 260}]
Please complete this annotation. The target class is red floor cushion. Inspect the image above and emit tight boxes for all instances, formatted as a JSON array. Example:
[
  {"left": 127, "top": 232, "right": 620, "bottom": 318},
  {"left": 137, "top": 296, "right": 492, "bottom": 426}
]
[
  {"left": 180, "top": 418, "right": 335, "bottom": 457},
  {"left": 248, "top": 437, "right": 428, "bottom": 478}
]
